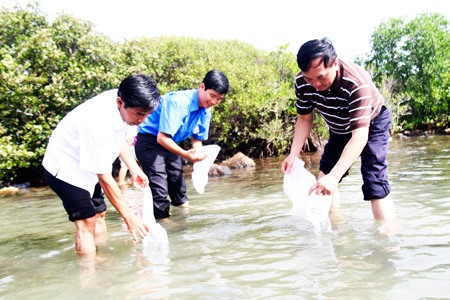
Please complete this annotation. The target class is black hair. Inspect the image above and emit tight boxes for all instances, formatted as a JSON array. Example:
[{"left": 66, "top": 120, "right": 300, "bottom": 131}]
[
  {"left": 202, "top": 70, "right": 230, "bottom": 95},
  {"left": 117, "top": 74, "right": 160, "bottom": 112},
  {"left": 297, "top": 38, "right": 337, "bottom": 72}
]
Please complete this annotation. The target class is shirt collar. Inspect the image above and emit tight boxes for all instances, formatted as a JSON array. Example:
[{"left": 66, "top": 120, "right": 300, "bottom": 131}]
[{"left": 329, "top": 58, "right": 342, "bottom": 91}]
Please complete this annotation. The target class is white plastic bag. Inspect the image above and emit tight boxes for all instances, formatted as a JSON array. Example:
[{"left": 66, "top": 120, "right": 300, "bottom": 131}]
[
  {"left": 192, "top": 145, "right": 221, "bottom": 194},
  {"left": 283, "top": 157, "right": 332, "bottom": 234},
  {"left": 142, "top": 187, "right": 170, "bottom": 264}
]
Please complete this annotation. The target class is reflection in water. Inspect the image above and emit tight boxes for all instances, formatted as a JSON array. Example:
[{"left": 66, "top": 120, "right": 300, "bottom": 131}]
[
  {"left": 77, "top": 254, "right": 98, "bottom": 289},
  {"left": 124, "top": 254, "right": 172, "bottom": 300},
  {"left": 0, "top": 136, "right": 449, "bottom": 299}
]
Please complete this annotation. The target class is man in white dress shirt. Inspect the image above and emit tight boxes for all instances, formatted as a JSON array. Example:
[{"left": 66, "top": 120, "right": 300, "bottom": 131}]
[{"left": 43, "top": 74, "right": 160, "bottom": 256}]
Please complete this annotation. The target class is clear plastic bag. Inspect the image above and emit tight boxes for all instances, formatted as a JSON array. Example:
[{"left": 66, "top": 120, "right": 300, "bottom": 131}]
[
  {"left": 142, "top": 187, "right": 170, "bottom": 264},
  {"left": 283, "top": 157, "right": 332, "bottom": 234},
  {"left": 192, "top": 145, "right": 221, "bottom": 194}
]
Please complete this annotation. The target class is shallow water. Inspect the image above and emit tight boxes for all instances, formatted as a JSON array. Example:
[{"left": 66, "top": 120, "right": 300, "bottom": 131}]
[{"left": 1, "top": 136, "right": 450, "bottom": 299}]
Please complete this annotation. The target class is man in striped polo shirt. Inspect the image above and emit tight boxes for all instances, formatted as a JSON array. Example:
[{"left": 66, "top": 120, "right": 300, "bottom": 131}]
[{"left": 281, "top": 38, "right": 396, "bottom": 220}]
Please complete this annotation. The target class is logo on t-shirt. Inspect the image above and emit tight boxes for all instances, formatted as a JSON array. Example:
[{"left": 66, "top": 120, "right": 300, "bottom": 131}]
[{"left": 193, "top": 126, "right": 200, "bottom": 134}]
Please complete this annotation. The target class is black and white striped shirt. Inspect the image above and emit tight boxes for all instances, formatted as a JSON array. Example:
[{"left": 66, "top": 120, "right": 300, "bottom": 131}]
[{"left": 295, "top": 59, "right": 384, "bottom": 136}]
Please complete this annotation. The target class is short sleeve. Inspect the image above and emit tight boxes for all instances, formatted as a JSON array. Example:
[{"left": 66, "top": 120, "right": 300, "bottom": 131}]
[
  {"left": 347, "top": 83, "right": 373, "bottom": 131},
  {"left": 158, "top": 94, "right": 189, "bottom": 137},
  {"left": 192, "top": 110, "right": 211, "bottom": 140},
  {"left": 295, "top": 75, "right": 315, "bottom": 115}
]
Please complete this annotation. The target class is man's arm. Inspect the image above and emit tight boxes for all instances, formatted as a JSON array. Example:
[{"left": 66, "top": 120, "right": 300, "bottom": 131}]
[
  {"left": 97, "top": 173, "right": 149, "bottom": 241},
  {"left": 157, "top": 132, "right": 206, "bottom": 163},
  {"left": 191, "top": 136, "right": 203, "bottom": 150},
  {"left": 118, "top": 143, "right": 148, "bottom": 191},
  {"left": 309, "top": 126, "right": 369, "bottom": 196},
  {"left": 281, "top": 112, "right": 314, "bottom": 174}
]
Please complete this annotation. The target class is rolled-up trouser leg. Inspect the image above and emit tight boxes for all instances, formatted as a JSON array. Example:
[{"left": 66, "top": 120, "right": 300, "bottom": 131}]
[{"left": 360, "top": 106, "right": 392, "bottom": 200}]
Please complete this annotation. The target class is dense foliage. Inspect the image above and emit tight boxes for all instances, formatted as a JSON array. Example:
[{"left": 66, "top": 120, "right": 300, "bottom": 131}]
[
  {"left": 1, "top": 4, "right": 319, "bottom": 184},
  {"left": 365, "top": 13, "right": 450, "bottom": 131},
  {"left": 0, "top": 5, "right": 122, "bottom": 183}
]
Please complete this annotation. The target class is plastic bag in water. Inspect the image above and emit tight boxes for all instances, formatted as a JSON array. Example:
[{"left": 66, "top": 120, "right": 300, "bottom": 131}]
[
  {"left": 283, "top": 157, "right": 332, "bottom": 234},
  {"left": 142, "top": 187, "right": 170, "bottom": 264},
  {"left": 192, "top": 145, "right": 221, "bottom": 194}
]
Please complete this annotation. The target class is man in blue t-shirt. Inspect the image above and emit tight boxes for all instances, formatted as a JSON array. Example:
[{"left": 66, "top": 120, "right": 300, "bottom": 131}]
[{"left": 135, "top": 70, "right": 230, "bottom": 219}]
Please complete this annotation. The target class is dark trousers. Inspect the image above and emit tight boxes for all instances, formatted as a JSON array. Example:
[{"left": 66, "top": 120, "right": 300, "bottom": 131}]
[
  {"left": 320, "top": 106, "right": 392, "bottom": 200},
  {"left": 135, "top": 133, "right": 188, "bottom": 219},
  {"left": 44, "top": 169, "right": 106, "bottom": 222}
]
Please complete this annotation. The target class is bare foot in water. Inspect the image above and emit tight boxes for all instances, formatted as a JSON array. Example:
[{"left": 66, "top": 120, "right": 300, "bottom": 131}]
[
  {"left": 376, "top": 219, "right": 401, "bottom": 236},
  {"left": 329, "top": 210, "right": 346, "bottom": 228},
  {"left": 179, "top": 201, "right": 189, "bottom": 208}
]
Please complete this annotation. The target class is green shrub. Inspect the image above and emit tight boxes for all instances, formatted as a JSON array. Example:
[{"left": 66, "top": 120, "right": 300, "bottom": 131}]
[
  {"left": 0, "top": 4, "right": 120, "bottom": 183},
  {"left": 366, "top": 13, "right": 450, "bottom": 130},
  {"left": 0, "top": 4, "right": 328, "bottom": 184}
]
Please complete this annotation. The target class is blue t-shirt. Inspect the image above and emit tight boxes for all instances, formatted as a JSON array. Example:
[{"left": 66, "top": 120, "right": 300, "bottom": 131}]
[{"left": 138, "top": 89, "right": 211, "bottom": 143}]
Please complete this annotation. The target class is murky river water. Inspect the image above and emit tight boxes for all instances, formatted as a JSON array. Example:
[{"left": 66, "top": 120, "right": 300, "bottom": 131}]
[{"left": 1, "top": 136, "right": 449, "bottom": 299}]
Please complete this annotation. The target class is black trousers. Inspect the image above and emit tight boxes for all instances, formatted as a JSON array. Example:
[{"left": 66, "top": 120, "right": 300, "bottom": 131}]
[
  {"left": 320, "top": 105, "right": 392, "bottom": 200},
  {"left": 135, "top": 133, "right": 188, "bottom": 219},
  {"left": 44, "top": 169, "right": 106, "bottom": 222}
]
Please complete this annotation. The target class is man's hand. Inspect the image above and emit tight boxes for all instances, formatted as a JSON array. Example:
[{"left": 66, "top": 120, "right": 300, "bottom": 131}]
[
  {"left": 309, "top": 172, "right": 340, "bottom": 196},
  {"left": 98, "top": 173, "right": 150, "bottom": 241},
  {"left": 281, "top": 113, "right": 313, "bottom": 175},
  {"left": 157, "top": 132, "right": 206, "bottom": 163},
  {"left": 125, "top": 137, "right": 135, "bottom": 144},
  {"left": 309, "top": 126, "right": 369, "bottom": 197},
  {"left": 281, "top": 154, "right": 296, "bottom": 174},
  {"left": 185, "top": 148, "right": 207, "bottom": 163},
  {"left": 122, "top": 213, "right": 150, "bottom": 241},
  {"left": 130, "top": 169, "right": 148, "bottom": 191}
]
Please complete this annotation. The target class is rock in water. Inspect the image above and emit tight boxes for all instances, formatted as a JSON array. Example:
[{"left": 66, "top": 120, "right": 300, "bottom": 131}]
[
  {"left": 0, "top": 187, "right": 20, "bottom": 194},
  {"left": 220, "top": 152, "right": 255, "bottom": 169},
  {"left": 208, "top": 164, "right": 234, "bottom": 176}
]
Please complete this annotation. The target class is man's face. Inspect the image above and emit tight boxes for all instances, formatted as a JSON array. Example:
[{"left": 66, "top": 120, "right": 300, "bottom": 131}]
[
  {"left": 302, "top": 57, "right": 338, "bottom": 91},
  {"left": 198, "top": 83, "right": 225, "bottom": 109},
  {"left": 117, "top": 97, "right": 152, "bottom": 126}
]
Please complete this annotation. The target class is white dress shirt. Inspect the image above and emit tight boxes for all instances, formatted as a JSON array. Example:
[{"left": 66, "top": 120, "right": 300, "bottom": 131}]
[{"left": 43, "top": 89, "right": 128, "bottom": 197}]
